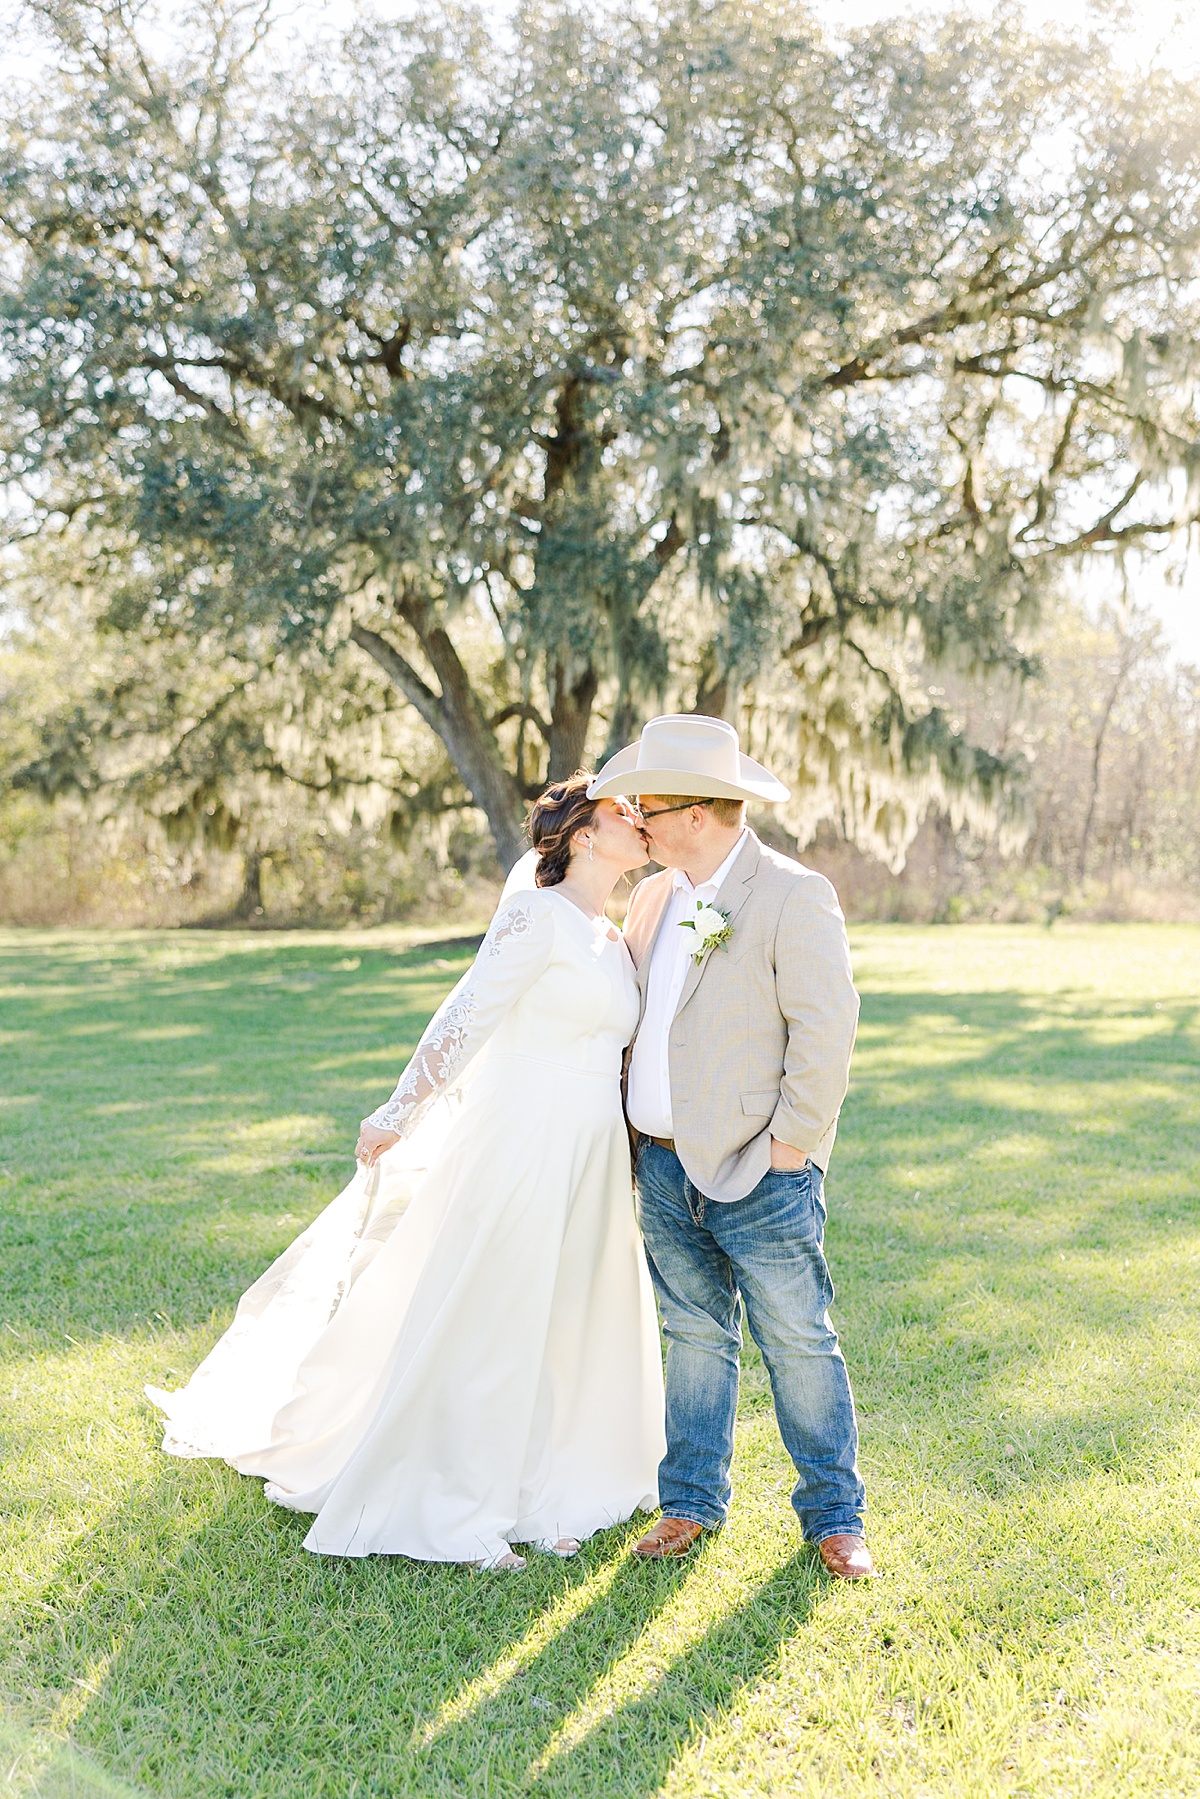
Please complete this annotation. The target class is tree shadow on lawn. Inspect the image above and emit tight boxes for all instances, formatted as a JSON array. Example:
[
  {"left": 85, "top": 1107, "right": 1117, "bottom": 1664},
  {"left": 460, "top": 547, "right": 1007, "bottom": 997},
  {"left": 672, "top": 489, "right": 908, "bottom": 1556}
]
[
  {"left": 5, "top": 957, "right": 1200, "bottom": 1791},
  {"left": 819, "top": 985, "right": 1200, "bottom": 1514},
  {"left": 835, "top": 985, "right": 1200, "bottom": 1282},
  {"left": 19, "top": 1463, "right": 820, "bottom": 1799},
  {"left": 0, "top": 936, "right": 481, "bottom": 1340},
  {"left": 5, "top": 972, "right": 1195, "bottom": 1349},
  {"left": 5, "top": 961, "right": 1197, "bottom": 1418}
]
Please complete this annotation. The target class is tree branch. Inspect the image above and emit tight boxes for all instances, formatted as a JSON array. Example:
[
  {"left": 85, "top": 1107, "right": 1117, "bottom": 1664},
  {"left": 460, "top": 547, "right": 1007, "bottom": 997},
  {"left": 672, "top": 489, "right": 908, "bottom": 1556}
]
[
  {"left": 490, "top": 701, "right": 552, "bottom": 740},
  {"left": 348, "top": 622, "right": 445, "bottom": 735}
]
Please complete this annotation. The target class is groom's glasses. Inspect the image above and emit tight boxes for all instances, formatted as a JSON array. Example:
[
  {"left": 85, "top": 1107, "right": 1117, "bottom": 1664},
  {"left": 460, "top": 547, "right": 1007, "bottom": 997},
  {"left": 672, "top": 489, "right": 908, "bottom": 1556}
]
[{"left": 633, "top": 800, "right": 711, "bottom": 821}]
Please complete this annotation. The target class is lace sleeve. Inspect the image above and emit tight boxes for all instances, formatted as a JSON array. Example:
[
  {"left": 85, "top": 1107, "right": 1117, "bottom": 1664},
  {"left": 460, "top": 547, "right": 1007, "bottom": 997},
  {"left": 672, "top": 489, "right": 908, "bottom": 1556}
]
[{"left": 364, "top": 894, "right": 556, "bottom": 1139}]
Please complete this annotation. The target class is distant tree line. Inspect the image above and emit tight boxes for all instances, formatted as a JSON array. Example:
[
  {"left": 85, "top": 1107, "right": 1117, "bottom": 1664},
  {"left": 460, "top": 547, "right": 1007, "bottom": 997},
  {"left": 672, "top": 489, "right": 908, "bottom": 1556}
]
[
  {"left": 2, "top": 584, "right": 1197, "bottom": 925},
  {"left": 815, "top": 596, "right": 1200, "bottom": 923}
]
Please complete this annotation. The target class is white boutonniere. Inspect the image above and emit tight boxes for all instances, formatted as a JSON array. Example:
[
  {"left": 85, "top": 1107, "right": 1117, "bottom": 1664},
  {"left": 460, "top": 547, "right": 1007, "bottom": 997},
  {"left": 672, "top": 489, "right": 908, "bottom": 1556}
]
[{"left": 679, "top": 900, "right": 733, "bottom": 965}]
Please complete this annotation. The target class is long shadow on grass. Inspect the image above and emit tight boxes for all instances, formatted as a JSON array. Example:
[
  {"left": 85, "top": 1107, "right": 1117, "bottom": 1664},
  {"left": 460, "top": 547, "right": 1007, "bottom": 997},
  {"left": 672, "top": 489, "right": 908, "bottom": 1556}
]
[
  {"left": 417, "top": 1551, "right": 819, "bottom": 1799},
  {"left": 17, "top": 1459, "right": 818, "bottom": 1799}
]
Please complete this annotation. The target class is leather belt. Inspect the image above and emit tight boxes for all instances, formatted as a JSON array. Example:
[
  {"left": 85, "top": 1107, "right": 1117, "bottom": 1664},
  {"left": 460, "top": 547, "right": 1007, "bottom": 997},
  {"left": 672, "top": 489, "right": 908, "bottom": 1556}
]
[{"left": 645, "top": 1134, "right": 677, "bottom": 1154}]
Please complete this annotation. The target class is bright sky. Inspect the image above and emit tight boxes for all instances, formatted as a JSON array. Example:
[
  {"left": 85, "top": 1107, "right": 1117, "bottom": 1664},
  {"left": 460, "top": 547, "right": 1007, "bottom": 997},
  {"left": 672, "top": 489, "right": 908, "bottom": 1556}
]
[
  {"left": 826, "top": 0, "right": 1200, "bottom": 68},
  {"left": 4, "top": 0, "right": 1199, "bottom": 660},
  {"left": 409, "top": 0, "right": 1200, "bottom": 73}
]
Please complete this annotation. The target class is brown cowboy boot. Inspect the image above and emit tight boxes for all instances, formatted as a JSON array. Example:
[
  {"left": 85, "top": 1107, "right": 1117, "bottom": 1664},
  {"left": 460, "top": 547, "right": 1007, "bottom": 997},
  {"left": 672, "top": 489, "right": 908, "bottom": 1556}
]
[
  {"left": 817, "top": 1534, "right": 878, "bottom": 1579},
  {"left": 633, "top": 1516, "right": 705, "bottom": 1559}
]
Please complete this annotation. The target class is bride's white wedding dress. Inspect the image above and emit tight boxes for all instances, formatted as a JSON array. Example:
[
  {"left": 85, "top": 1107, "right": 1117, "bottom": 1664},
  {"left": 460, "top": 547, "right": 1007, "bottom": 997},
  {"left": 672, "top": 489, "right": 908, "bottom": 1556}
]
[{"left": 148, "top": 880, "right": 665, "bottom": 1564}]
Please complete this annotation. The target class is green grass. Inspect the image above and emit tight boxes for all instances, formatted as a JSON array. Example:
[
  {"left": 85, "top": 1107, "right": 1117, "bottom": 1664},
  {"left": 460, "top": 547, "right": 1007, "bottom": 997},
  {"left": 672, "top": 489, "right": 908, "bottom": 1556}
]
[{"left": 2, "top": 922, "right": 1199, "bottom": 1799}]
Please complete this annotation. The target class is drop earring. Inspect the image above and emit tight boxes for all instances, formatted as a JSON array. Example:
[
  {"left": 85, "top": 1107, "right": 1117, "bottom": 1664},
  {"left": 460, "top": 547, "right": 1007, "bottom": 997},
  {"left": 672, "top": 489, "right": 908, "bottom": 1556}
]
[{"left": 588, "top": 838, "right": 595, "bottom": 862}]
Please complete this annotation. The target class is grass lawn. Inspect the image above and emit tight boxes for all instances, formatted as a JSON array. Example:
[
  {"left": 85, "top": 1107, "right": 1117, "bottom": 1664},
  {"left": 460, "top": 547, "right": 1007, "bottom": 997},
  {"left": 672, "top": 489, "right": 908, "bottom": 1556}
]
[{"left": 1, "top": 921, "right": 1199, "bottom": 1799}]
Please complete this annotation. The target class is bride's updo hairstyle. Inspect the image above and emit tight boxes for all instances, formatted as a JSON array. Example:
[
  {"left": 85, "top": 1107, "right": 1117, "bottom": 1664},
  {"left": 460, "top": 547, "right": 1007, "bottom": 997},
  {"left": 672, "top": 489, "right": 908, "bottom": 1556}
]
[{"left": 528, "top": 772, "right": 599, "bottom": 888}]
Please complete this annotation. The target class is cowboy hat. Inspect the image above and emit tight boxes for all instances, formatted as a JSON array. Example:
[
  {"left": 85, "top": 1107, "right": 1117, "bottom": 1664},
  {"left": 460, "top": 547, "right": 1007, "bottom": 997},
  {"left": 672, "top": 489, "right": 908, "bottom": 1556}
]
[{"left": 586, "top": 714, "right": 789, "bottom": 804}]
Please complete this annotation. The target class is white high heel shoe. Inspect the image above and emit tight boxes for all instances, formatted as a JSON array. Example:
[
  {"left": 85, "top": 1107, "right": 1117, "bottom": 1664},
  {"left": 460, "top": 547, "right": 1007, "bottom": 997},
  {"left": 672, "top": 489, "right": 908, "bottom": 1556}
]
[
  {"left": 535, "top": 1537, "right": 581, "bottom": 1558},
  {"left": 479, "top": 1550, "right": 527, "bottom": 1571}
]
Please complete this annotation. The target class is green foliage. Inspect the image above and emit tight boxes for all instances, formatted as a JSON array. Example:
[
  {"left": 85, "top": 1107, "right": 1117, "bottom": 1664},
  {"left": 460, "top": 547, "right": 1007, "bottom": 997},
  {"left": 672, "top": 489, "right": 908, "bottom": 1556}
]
[
  {"left": 2, "top": 923, "right": 1200, "bottom": 1795},
  {"left": 0, "top": 544, "right": 507, "bottom": 917},
  {"left": 3, "top": 0, "right": 1200, "bottom": 866}
]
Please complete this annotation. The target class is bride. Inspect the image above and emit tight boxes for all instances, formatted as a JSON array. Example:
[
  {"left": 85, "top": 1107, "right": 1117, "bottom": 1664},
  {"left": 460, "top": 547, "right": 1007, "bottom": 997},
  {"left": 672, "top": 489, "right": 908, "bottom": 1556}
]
[{"left": 148, "top": 777, "right": 665, "bottom": 1569}]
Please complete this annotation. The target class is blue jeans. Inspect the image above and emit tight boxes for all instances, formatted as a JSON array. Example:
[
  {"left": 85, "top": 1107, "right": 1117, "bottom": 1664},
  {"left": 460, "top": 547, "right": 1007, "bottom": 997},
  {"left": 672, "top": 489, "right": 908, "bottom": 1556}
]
[{"left": 635, "top": 1141, "right": 865, "bottom": 1543}]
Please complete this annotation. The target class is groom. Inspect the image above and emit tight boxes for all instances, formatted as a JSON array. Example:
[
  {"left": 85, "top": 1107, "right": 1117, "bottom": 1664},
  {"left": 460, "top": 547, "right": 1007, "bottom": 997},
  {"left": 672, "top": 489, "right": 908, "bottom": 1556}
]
[{"left": 588, "top": 715, "right": 874, "bottom": 1579}]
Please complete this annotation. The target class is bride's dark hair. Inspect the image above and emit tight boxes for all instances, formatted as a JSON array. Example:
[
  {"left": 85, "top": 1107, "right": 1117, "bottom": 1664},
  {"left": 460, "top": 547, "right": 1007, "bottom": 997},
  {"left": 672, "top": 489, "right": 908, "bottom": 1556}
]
[{"left": 528, "top": 772, "right": 599, "bottom": 887}]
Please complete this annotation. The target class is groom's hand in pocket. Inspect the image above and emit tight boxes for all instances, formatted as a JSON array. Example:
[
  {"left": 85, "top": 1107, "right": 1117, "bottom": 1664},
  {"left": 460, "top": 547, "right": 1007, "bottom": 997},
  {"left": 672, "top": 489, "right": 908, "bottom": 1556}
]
[{"left": 769, "top": 1136, "right": 809, "bottom": 1171}]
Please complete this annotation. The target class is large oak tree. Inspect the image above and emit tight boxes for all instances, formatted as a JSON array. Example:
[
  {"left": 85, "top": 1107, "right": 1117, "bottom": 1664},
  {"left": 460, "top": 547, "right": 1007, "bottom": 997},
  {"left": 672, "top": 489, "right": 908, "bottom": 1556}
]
[{"left": 4, "top": 0, "right": 1200, "bottom": 866}]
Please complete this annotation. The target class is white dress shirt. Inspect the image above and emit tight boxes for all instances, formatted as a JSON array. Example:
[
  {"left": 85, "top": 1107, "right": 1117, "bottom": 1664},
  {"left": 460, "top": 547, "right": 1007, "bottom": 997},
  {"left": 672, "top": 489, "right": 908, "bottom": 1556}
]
[{"left": 626, "top": 830, "right": 748, "bottom": 1138}]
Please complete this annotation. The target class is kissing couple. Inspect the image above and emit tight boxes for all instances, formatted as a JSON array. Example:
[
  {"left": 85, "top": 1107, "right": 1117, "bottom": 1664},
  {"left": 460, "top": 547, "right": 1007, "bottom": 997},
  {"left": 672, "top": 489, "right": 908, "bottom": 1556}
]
[{"left": 150, "top": 715, "right": 874, "bottom": 1580}]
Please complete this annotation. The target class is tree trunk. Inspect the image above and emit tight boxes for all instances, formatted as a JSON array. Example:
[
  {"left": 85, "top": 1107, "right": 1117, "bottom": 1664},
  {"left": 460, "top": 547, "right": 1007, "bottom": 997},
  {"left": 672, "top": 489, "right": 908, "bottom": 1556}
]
[
  {"left": 236, "top": 847, "right": 264, "bottom": 919},
  {"left": 546, "top": 660, "right": 599, "bottom": 779},
  {"left": 1077, "top": 642, "right": 1138, "bottom": 883},
  {"left": 693, "top": 637, "right": 738, "bottom": 720},
  {"left": 350, "top": 616, "right": 527, "bottom": 870},
  {"left": 602, "top": 522, "right": 685, "bottom": 757},
  {"left": 422, "top": 622, "right": 528, "bottom": 867},
  {"left": 604, "top": 684, "right": 642, "bottom": 760}
]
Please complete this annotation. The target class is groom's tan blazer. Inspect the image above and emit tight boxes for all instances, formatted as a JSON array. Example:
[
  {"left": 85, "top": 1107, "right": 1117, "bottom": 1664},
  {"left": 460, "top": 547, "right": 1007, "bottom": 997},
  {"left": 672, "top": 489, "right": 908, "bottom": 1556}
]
[{"left": 622, "top": 830, "right": 859, "bottom": 1203}]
